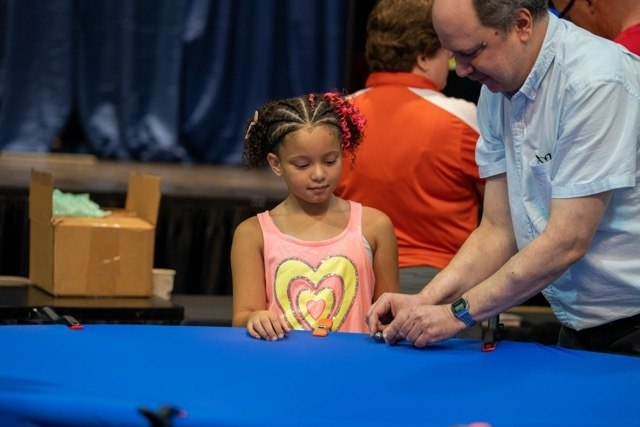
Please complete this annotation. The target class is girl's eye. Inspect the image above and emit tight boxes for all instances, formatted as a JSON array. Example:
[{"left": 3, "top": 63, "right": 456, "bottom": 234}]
[{"left": 293, "top": 163, "right": 309, "bottom": 169}]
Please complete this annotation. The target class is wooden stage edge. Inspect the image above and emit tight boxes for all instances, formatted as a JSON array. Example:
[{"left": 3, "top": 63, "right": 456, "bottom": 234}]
[{"left": 0, "top": 151, "right": 288, "bottom": 201}]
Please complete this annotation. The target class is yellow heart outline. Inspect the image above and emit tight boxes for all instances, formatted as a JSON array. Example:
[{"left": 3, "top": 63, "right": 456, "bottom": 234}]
[{"left": 274, "top": 255, "right": 359, "bottom": 330}]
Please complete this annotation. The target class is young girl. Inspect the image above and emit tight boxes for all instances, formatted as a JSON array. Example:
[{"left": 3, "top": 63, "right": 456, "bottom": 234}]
[{"left": 231, "top": 92, "right": 399, "bottom": 341}]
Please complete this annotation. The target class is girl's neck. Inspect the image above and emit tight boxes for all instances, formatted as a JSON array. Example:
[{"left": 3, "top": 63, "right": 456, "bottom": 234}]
[
  {"left": 272, "top": 195, "right": 350, "bottom": 241},
  {"left": 282, "top": 194, "right": 340, "bottom": 216}
]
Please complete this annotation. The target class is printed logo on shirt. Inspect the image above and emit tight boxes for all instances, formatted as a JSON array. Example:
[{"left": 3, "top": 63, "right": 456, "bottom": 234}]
[
  {"left": 274, "top": 255, "right": 358, "bottom": 331},
  {"left": 535, "top": 152, "right": 552, "bottom": 164}
]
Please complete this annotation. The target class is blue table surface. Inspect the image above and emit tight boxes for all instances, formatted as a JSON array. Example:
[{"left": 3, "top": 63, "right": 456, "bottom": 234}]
[{"left": 0, "top": 324, "right": 639, "bottom": 427}]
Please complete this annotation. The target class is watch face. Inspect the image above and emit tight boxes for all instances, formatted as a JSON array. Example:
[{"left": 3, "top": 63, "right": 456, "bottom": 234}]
[
  {"left": 452, "top": 298, "right": 468, "bottom": 313},
  {"left": 451, "top": 298, "right": 475, "bottom": 327}
]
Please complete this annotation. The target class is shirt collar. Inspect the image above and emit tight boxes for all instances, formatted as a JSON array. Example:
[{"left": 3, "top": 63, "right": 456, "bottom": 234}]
[
  {"left": 365, "top": 72, "right": 439, "bottom": 91},
  {"left": 516, "top": 12, "right": 561, "bottom": 101}
]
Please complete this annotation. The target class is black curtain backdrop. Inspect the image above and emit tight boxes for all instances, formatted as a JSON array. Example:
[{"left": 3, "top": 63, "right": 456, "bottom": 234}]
[{"left": 0, "top": 0, "right": 348, "bottom": 165}]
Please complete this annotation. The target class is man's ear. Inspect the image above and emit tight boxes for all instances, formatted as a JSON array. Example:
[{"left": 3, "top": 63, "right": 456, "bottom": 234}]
[
  {"left": 514, "top": 7, "right": 534, "bottom": 42},
  {"left": 267, "top": 152, "right": 283, "bottom": 176}
]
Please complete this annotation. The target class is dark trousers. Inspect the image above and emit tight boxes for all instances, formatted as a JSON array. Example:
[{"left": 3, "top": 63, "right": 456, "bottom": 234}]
[{"left": 557, "top": 312, "right": 640, "bottom": 356}]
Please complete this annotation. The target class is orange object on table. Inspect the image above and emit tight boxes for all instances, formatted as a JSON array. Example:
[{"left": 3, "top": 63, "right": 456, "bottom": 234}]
[{"left": 312, "top": 318, "right": 333, "bottom": 337}]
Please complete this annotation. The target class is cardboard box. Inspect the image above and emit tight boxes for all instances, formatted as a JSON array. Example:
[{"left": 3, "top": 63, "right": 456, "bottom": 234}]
[{"left": 29, "top": 169, "right": 161, "bottom": 297}]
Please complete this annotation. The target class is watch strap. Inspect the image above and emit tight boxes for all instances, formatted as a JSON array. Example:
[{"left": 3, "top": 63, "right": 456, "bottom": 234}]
[{"left": 452, "top": 298, "right": 476, "bottom": 328}]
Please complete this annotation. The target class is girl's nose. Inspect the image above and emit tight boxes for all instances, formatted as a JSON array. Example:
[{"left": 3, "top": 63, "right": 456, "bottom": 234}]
[{"left": 310, "top": 164, "right": 326, "bottom": 181}]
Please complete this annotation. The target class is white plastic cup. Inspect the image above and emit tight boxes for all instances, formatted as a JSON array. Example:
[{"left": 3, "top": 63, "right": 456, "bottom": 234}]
[{"left": 152, "top": 268, "right": 176, "bottom": 300}]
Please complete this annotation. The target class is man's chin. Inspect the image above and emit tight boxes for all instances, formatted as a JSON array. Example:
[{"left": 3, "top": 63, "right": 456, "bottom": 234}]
[{"left": 480, "top": 79, "right": 504, "bottom": 94}]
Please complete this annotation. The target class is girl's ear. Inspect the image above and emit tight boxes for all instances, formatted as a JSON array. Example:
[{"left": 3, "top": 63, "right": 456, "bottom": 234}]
[{"left": 267, "top": 153, "right": 283, "bottom": 176}]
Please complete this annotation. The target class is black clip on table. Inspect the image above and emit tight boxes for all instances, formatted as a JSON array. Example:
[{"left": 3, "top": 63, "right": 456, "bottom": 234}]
[{"left": 482, "top": 314, "right": 503, "bottom": 352}]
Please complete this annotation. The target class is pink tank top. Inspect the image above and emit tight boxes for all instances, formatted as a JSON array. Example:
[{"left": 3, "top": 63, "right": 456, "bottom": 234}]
[{"left": 257, "top": 201, "right": 375, "bottom": 333}]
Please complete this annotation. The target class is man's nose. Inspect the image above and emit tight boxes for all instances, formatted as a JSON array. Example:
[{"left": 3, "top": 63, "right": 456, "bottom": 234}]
[{"left": 454, "top": 58, "right": 474, "bottom": 78}]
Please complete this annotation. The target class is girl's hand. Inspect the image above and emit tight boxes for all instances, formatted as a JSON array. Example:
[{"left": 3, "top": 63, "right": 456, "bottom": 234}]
[{"left": 246, "top": 310, "right": 291, "bottom": 341}]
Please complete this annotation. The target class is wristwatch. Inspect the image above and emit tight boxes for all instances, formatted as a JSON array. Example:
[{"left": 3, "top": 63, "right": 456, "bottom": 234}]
[{"left": 451, "top": 298, "right": 476, "bottom": 328}]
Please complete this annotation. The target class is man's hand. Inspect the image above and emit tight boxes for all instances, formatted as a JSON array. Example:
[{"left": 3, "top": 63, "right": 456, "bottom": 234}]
[
  {"left": 366, "top": 293, "right": 428, "bottom": 338},
  {"left": 381, "top": 304, "right": 465, "bottom": 347}
]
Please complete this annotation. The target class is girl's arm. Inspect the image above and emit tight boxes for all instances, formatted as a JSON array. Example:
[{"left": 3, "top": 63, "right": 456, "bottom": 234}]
[
  {"left": 362, "top": 207, "right": 399, "bottom": 301},
  {"left": 231, "top": 216, "right": 291, "bottom": 340},
  {"left": 231, "top": 216, "right": 267, "bottom": 326}
]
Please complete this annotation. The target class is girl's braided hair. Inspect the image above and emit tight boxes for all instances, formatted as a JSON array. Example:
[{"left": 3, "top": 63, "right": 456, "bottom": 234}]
[{"left": 242, "top": 91, "right": 366, "bottom": 169}]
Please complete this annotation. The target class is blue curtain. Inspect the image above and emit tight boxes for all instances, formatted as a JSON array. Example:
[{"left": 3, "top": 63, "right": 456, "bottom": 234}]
[
  {"left": 0, "top": 0, "right": 348, "bottom": 164},
  {"left": 0, "top": 0, "right": 73, "bottom": 153}
]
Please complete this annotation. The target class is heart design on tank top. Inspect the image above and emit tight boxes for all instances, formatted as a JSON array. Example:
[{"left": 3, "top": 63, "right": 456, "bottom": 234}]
[
  {"left": 274, "top": 255, "right": 358, "bottom": 330},
  {"left": 305, "top": 299, "right": 327, "bottom": 320}
]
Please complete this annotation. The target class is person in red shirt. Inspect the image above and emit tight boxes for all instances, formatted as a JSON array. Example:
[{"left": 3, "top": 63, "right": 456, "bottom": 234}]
[
  {"left": 335, "top": 0, "right": 484, "bottom": 294},
  {"left": 552, "top": 0, "right": 640, "bottom": 55}
]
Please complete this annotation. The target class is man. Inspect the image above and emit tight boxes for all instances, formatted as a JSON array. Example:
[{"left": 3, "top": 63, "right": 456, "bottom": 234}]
[
  {"left": 335, "top": 0, "right": 484, "bottom": 294},
  {"left": 367, "top": 0, "right": 640, "bottom": 355},
  {"left": 552, "top": 0, "right": 640, "bottom": 55}
]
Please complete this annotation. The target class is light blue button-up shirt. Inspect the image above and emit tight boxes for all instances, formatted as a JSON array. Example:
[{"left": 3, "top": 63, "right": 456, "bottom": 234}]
[{"left": 476, "top": 13, "right": 640, "bottom": 330}]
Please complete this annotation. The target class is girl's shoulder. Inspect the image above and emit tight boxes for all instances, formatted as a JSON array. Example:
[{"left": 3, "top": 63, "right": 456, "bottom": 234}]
[
  {"left": 359, "top": 205, "right": 395, "bottom": 253},
  {"left": 231, "top": 214, "right": 265, "bottom": 257},
  {"left": 360, "top": 205, "right": 392, "bottom": 227},
  {"left": 234, "top": 214, "right": 263, "bottom": 240}
]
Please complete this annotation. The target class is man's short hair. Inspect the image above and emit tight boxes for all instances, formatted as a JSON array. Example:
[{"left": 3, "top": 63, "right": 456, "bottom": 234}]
[{"left": 472, "top": 0, "right": 548, "bottom": 33}]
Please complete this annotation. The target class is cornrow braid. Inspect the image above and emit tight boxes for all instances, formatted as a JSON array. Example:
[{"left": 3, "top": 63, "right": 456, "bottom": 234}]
[{"left": 242, "top": 92, "right": 366, "bottom": 169}]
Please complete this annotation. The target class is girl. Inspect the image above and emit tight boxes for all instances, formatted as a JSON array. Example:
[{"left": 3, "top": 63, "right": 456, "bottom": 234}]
[{"left": 231, "top": 92, "right": 399, "bottom": 341}]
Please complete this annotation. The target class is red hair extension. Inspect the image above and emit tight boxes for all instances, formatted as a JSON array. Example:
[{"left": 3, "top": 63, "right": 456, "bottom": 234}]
[
  {"left": 322, "top": 92, "right": 366, "bottom": 149},
  {"left": 309, "top": 93, "right": 315, "bottom": 111}
]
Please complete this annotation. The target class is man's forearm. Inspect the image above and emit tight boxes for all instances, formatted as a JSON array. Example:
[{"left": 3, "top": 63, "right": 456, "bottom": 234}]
[
  {"left": 465, "top": 229, "right": 579, "bottom": 322},
  {"left": 466, "top": 193, "right": 610, "bottom": 322},
  {"left": 419, "top": 220, "right": 517, "bottom": 305}
]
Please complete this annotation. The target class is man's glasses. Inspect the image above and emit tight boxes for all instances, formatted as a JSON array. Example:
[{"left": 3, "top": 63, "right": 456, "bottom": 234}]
[{"left": 557, "top": 0, "right": 576, "bottom": 19}]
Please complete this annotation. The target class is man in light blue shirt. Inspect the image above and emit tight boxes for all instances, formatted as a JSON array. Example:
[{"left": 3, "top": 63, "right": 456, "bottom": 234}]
[{"left": 366, "top": 0, "right": 640, "bottom": 355}]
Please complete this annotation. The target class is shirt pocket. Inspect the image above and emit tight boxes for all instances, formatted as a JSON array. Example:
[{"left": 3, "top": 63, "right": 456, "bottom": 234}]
[{"left": 523, "top": 158, "right": 552, "bottom": 230}]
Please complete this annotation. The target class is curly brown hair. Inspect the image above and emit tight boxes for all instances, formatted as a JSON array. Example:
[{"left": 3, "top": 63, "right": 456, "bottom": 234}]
[
  {"left": 365, "top": 0, "right": 441, "bottom": 72},
  {"left": 242, "top": 92, "right": 366, "bottom": 169}
]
